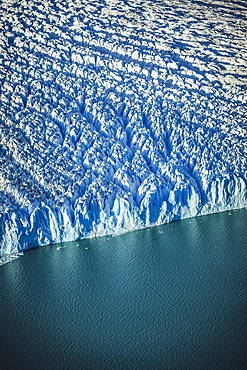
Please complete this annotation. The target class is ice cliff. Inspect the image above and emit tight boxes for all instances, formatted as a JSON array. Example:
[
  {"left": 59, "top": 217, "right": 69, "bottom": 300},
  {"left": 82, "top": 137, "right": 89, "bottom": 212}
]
[{"left": 0, "top": 0, "right": 247, "bottom": 257}]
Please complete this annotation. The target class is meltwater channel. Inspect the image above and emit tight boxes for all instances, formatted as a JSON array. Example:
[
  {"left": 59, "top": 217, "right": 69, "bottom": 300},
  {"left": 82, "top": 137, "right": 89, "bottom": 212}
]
[{"left": 1, "top": 209, "right": 247, "bottom": 370}]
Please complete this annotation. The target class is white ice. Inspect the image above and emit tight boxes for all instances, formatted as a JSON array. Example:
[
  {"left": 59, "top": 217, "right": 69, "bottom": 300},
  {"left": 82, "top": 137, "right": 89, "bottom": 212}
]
[{"left": 0, "top": 0, "right": 247, "bottom": 255}]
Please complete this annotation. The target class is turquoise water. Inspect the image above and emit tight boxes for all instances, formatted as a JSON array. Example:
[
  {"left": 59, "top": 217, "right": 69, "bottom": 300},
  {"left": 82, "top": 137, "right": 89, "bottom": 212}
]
[{"left": 1, "top": 209, "right": 247, "bottom": 370}]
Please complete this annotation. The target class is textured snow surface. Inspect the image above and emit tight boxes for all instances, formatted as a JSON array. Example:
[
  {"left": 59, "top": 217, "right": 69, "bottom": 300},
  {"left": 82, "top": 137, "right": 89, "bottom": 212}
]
[{"left": 0, "top": 0, "right": 247, "bottom": 256}]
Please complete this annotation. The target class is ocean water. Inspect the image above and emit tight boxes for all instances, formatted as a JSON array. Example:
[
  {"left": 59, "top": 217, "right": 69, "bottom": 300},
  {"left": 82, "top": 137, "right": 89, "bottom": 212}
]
[{"left": 0, "top": 209, "right": 247, "bottom": 370}]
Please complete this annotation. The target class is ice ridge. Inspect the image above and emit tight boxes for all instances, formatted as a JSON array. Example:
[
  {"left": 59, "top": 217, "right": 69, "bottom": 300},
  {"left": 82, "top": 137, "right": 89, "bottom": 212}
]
[{"left": 0, "top": 0, "right": 247, "bottom": 255}]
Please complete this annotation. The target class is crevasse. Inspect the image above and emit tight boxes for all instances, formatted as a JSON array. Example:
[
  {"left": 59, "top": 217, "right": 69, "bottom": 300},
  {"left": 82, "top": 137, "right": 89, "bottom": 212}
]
[{"left": 0, "top": 0, "right": 247, "bottom": 255}]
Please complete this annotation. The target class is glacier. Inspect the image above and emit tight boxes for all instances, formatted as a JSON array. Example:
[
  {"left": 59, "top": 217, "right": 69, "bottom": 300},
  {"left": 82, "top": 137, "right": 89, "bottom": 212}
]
[{"left": 0, "top": 0, "right": 247, "bottom": 258}]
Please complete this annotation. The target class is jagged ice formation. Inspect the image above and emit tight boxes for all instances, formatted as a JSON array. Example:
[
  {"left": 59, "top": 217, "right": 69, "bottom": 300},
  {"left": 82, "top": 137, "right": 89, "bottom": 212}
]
[{"left": 0, "top": 0, "right": 247, "bottom": 258}]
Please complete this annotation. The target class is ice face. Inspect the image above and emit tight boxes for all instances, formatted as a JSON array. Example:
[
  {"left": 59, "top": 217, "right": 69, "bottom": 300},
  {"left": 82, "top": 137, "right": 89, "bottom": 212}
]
[{"left": 0, "top": 0, "right": 247, "bottom": 255}]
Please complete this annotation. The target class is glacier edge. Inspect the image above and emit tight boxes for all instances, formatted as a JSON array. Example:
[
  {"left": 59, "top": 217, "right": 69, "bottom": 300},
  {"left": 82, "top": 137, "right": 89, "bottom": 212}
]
[
  {"left": 1, "top": 175, "right": 247, "bottom": 255},
  {"left": 0, "top": 0, "right": 247, "bottom": 255}
]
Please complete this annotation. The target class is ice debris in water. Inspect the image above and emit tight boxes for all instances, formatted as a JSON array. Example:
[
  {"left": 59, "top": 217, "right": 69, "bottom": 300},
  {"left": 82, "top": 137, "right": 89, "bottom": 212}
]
[
  {"left": 0, "top": 253, "right": 23, "bottom": 266},
  {"left": 0, "top": 0, "right": 247, "bottom": 255}
]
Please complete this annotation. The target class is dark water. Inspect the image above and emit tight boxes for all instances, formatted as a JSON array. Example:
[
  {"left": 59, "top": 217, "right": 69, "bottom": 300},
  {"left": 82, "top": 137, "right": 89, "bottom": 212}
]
[{"left": 1, "top": 210, "right": 247, "bottom": 370}]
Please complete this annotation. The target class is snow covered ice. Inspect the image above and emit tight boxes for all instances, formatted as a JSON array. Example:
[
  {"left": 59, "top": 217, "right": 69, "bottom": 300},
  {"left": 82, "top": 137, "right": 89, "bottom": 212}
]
[{"left": 0, "top": 0, "right": 247, "bottom": 257}]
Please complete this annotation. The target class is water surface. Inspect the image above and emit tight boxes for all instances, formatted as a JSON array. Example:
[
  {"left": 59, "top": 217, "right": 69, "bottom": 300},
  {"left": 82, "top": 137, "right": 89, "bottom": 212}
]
[{"left": 1, "top": 210, "right": 247, "bottom": 369}]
